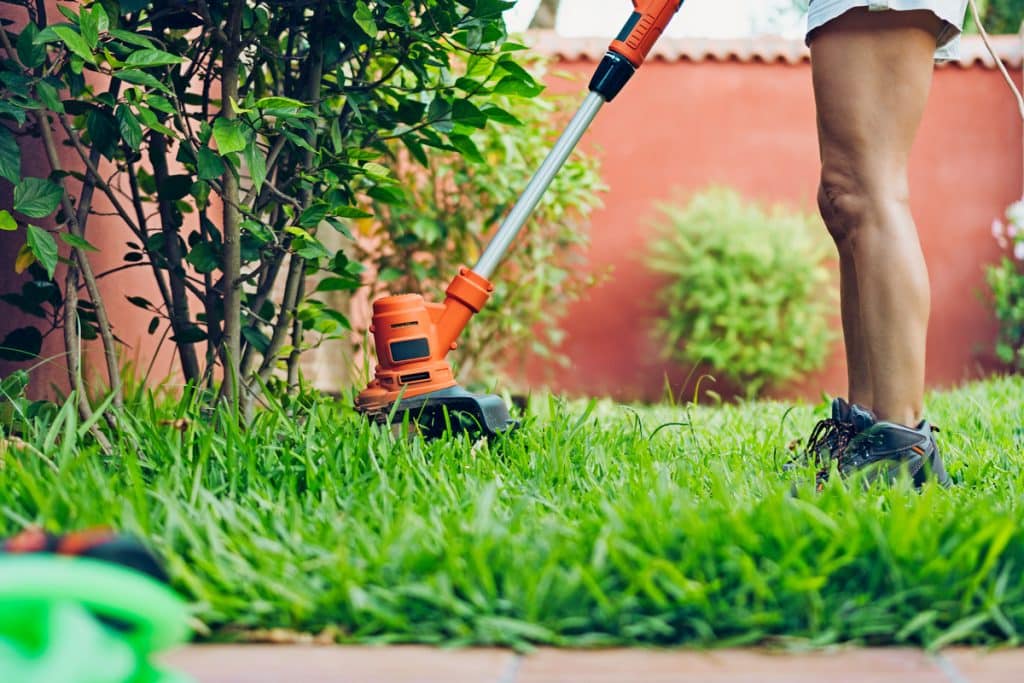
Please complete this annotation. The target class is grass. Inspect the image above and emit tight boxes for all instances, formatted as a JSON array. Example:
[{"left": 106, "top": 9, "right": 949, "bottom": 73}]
[{"left": 1, "top": 376, "right": 1023, "bottom": 649}]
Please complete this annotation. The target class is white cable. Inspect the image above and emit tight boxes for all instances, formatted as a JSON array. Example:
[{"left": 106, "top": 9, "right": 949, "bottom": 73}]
[
  {"left": 969, "top": 0, "right": 1024, "bottom": 198},
  {"left": 968, "top": 0, "right": 1024, "bottom": 119}
]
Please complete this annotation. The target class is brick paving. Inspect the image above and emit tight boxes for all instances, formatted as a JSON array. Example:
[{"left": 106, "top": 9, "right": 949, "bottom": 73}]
[{"left": 163, "top": 646, "right": 1024, "bottom": 683}]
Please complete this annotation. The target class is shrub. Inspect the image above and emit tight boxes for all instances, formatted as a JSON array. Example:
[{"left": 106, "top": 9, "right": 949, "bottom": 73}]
[
  {"left": 987, "top": 201, "right": 1024, "bottom": 371},
  {"left": 354, "top": 54, "right": 604, "bottom": 389},
  {"left": 647, "top": 188, "right": 837, "bottom": 397},
  {"left": 966, "top": 0, "right": 1024, "bottom": 33},
  {"left": 0, "top": 0, "right": 540, "bottom": 411}
]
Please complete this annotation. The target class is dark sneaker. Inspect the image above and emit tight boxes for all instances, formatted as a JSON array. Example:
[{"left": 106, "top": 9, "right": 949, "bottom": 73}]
[
  {"left": 785, "top": 398, "right": 858, "bottom": 476},
  {"left": 837, "top": 405, "right": 952, "bottom": 488}
]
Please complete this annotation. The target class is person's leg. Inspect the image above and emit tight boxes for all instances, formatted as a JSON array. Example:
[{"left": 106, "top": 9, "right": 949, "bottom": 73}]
[{"left": 811, "top": 8, "right": 943, "bottom": 426}]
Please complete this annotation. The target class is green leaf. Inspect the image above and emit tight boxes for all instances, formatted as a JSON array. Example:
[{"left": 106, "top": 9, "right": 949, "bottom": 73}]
[
  {"left": 113, "top": 69, "right": 172, "bottom": 95},
  {"left": 244, "top": 143, "right": 266, "bottom": 193},
  {"left": 158, "top": 174, "right": 193, "bottom": 202},
  {"left": 86, "top": 108, "right": 118, "bottom": 159},
  {"left": 471, "top": 0, "right": 515, "bottom": 18},
  {"left": 125, "top": 49, "right": 184, "bottom": 68},
  {"left": 333, "top": 206, "right": 373, "bottom": 219},
  {"left": 196, "top": 147, "right": 225, "bottom": 181},
  {"left": 80, "top": 5, "right": 100, "bottom": 48},
  {"left": 242, "top": 219, "right": 274, "bottom": 244},
  {"left": 126, "top": 295, "right": 152, "bottom": 310},
  {"left": 61, "top": 232, "right": 99, "bottom": 252},
  {"left": 115, "top": 105, "right": 143, "bottom": 151},
  {"left": 0, "top": 125, "right": 21, "bottom": 184},
  {"left": 383, "top": 5, "right": 410, "bottom": 26},
  {"left": 17, "top": 23, "right": 46, "bottom": 69},
  {"left": 0, "top": 369, "right": 30, "bottom": 399},
  {"left": 0, "top": 210, "right": 16, "bottom": 231},
  {"left": 185, "top": 242, "right": 219, "bottom": 274},
  {"left": 315, "top": 277, "right": 358, "bottom": 293},
  {"left": 480, "top": 104, "right": 522, "bottom": 126},
  {"left": 109, "top": 29, "right": 155, "bottom": 49},
  {"left": 51, "top": 26, "right": 96, "bottom": 65},
  {"left": 35, "top": 80, "right": 64, "bottom": 113},
  {"left": 353, "top": 1, "right": 378, "bottom": 36},
  {"left": 26, "top": 225, "right": 58, "bottom": 278},
  {"left": 171, "top": 325, "right": 207, "bottom": 344},
  {"left": 256, "top": 96, "right": 307, "bottom": 111},
  {"left": 242, "top": 326, "right": 271, "bottom": 354},
  {"left": 367, "top": 184, "right": 407, "bottom": 205},
  {"left": 134, "top": 106, "right": 176, "bottom": 136},
  {"left": 452, "top": 100, "right": 487, "bottom": 129},
  {"left": 94, "top": 5, "right": 110, "bottom": 36},
  {"left": 299, "top": 203, "right": 328, "bottom": 229},
  {"left": 0, "top": 102, "right": 27, "bottom": 127},
  {"left": 294, "top": 234, "right": 330, "bottom": 261},
  {"left": 212, "top": 118, "right": 247, "bottom": 156},
  {"left": 146, "top": 95, "right": 176, "bottom": 115},
  {"left": 14, "top": 178, "right": 63, "bottom": 218},
  {"left": 147, "top": 316, "right": 160, "bottom": 334},
  {"left": 0, "top": 327, "right": 42, "bottom": 361},
  {"left": 493, "top": 76, "right": 544, "bottom": 98},
  {"left": 448, "top": 134, "right": 484, "bottom": 164}
]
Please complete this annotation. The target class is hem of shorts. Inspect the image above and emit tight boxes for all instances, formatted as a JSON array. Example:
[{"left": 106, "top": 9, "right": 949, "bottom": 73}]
[{"left": 804, "top": 2, "right": 963, "bottom": 59}]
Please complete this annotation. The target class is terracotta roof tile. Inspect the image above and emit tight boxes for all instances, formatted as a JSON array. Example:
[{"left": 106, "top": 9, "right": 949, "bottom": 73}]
[{"left": 525, "top": 30, "right": 1023, "bottom": 70}]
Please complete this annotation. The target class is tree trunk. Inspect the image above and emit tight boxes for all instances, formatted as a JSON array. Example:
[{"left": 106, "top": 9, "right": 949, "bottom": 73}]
[{"left": 219, "top": 0, "right": 245, "bottom": 406}]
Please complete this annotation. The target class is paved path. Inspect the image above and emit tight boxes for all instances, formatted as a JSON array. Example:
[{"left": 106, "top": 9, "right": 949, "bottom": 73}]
[{"left": 164, "top": 646, "right": 1021, "bottom": 683}]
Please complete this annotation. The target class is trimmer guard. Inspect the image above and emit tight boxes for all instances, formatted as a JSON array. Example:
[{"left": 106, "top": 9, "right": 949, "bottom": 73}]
[{"left": 367, "top": 385, "right": 516, "bottom": 438}]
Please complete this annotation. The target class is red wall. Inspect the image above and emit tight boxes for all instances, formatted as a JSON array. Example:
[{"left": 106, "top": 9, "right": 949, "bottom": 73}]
[
  {"left": 517, "top": 58, "right": 1022, "bottom": 403},
  {"left": 1, "top": 52, "right": 1019, "bottom": 404}
]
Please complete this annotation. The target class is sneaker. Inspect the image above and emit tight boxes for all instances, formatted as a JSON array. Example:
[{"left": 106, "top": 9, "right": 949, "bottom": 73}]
[
  {"left": 785, "top": 398, "right": 858, "bottom": 475},
  {"left": 836, "top": 405, "right": 952, "bottom": 488}
]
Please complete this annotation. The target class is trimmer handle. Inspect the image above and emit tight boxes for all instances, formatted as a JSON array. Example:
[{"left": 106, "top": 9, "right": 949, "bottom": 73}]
[
  {"left": 610, "top": 0, "right": 686, "bottom": 67},
  {"left": 590, "top": 0, "right": 685, "bottom": 102}
]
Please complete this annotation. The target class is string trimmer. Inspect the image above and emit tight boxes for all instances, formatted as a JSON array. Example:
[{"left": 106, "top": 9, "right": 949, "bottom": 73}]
[{"left": 356, "top": 1, "right": 686, "bottom": 435}]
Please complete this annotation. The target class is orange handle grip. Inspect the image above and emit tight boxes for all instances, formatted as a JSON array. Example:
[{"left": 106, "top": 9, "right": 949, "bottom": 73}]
[{"left": 608, "top": 0, "right": 684, "bottom": 67}]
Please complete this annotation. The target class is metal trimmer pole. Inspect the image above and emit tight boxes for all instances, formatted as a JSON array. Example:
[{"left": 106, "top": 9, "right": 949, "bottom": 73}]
[{"left": 473, "top": 91, "right": 606, "bottom": 280}]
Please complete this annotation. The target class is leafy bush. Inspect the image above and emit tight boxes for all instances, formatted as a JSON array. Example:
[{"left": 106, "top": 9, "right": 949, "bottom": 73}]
[
  {"left": 647, "top": 188, "right": 837, "bottom": 397},
  {"left": 355, "top": 54, "right": 604, "bottom": 388},
  {"left": 0, "top": 0, "right": 539, "bottom": 410},
  {"left": 987, "top": 201, "right": 1024, "bottom": 371},
  {"left": 966, "top": 0, "right": 1024, "bottom": 33}
]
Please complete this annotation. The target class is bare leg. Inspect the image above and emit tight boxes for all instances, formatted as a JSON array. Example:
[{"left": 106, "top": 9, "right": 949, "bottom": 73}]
[{"left": 811, "top": 8, "right": 942, "bottom": 426}]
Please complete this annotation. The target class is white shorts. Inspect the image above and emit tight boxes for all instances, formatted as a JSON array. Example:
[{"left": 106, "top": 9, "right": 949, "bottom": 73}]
[{"left": 806, "top": 0, "right": 969, "bottom": 61}]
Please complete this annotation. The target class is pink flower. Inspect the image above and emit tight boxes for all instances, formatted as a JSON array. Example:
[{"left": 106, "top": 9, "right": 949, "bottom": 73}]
[{"left": 993, "top": 219, "right": 1009, "bottom": 249}]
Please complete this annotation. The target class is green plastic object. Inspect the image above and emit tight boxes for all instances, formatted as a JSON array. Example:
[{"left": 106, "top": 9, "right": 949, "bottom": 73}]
[{"left": 0, "top": 555, "right": 193, "bottom": 683}]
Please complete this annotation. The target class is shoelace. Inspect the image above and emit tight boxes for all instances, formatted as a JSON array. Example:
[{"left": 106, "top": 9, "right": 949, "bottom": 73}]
[{"left": 804, "top": 417, "right": 858, "bottom": 483}]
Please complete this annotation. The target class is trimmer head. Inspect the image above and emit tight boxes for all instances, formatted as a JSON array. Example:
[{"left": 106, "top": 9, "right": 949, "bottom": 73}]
[
  {"left": 360, "top": 385, "right": 516, "bottom": 439},
  {"left": 355, "top": 272, "right": 516, "bottom": 438}
]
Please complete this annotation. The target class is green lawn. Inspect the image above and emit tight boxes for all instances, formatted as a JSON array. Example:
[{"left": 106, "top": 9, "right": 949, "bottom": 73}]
[{"left": 2, "top": 377, "right": 1023, "bottom": 649}]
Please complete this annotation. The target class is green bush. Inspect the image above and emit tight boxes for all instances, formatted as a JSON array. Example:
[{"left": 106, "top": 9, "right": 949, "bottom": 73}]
[
  {"left": 987, "top": 202, "right": 1024, "bottom": 371},
  {"left": 966, "top": 0, "right": 1024, "bottom": 33},
  {"left": 647, "top": 188, "right": 838, "bottom": 397}
]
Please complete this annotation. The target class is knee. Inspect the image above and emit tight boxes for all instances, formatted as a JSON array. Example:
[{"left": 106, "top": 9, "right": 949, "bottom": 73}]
[
  {"left": 818, "top": 166, "right": 910, "bottom": 248},
  {"left": 817, "top": 168, "right": 869, "bottom": 248}
]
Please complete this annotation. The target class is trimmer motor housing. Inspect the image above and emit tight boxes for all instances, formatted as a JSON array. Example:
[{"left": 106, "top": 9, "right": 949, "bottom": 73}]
[{"left": 355, "top": 267, "right": 516, "bottom": 436}]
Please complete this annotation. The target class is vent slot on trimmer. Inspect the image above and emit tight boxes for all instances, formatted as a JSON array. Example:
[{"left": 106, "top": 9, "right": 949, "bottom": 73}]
[{"left": 400, "top": 372, "right": 431, "bottom": 384}]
